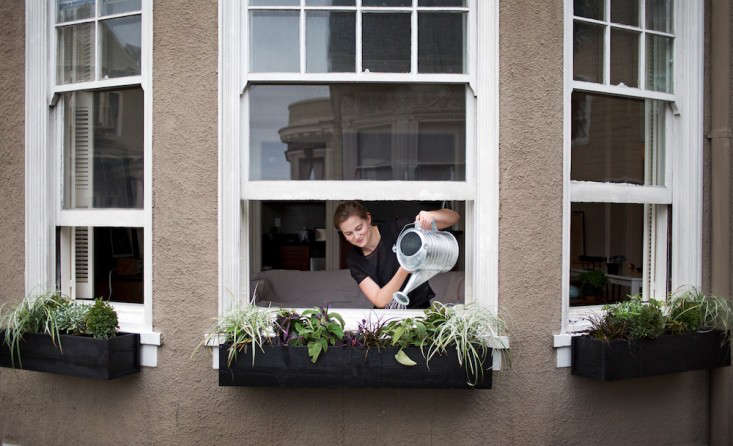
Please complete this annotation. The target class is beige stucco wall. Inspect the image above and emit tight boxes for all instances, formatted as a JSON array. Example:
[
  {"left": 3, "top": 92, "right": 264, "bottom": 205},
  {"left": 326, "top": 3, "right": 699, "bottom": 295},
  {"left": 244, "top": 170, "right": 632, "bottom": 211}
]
[{"left": 0, "top": 1, "right": 717, "bottom": 445}]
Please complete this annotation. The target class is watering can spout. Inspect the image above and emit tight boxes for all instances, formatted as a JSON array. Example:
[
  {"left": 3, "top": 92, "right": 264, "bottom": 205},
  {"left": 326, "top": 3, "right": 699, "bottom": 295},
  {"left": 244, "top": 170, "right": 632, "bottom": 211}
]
[{"left": 393, "top": 269, "right": 439, "bottom": 307}]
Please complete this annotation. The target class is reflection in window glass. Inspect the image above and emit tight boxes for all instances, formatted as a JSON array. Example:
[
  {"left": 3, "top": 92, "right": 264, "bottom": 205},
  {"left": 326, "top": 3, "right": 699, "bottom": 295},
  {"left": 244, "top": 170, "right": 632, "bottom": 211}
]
[
  {"left": 58, "top": 226, "right": 144, "bottom": 304},
  {"left": 362, "top": 13, "right": 411, "bottom": 72},
  {"left": 610, "top": 29, "right": 639, "bottom": 87},
  {"left": 101, "top": 16, "right": 142, "bottom": 79},
  {"left": 57, "top": 23, "right": 95, "bottom": 84},
  {"left": 250, "top": 0, "right": 300, "bottom": 5},
  {"left": 250, "top": 11, "right": 300, "bottom": 72},
  {"left": 646, "top": 0, "right": 673, "bottom": 33},
  {"left": 573, "top": 21, "right": 604, "bottom": 83},
  {"left": 248, "top": 84, "right": 465, "bottom": 181},
  {"left": 306, "top": 0, "right": 355, "bottom": 5},
  {"left": 418, "top": 12, "right": 466, "bottom": 73},
  {"left": 101, "top": 0, "right": 141, "bottom": 15},
  {"left": 306, "top": 12, "right": 356, "bottom": 73},
  {"left": 251, "top": 200, "right": 465, "bottom": 309},
  {"left": 63, "top": 88, "right": 144, "bottom": 209},
  {"left": 57, "top": 0, "right": 94, "bottom": 22},
  {"left": 571, "top": 92, "right": 665, "bottom": 185},
  {"left": 419, "top": 0, "right": 466, "bottom": 6},
  {"left": 646, "top": 35, "right": 673, "bottom": 93},
  {"left": 362, "top": 0, "right": 412, "bottom": 5},
  {"left": 569, "top": 203, "right": 644, "bottom": 307},
  {"left": 573, "top": 0, "right": 604, "bottom": 20},
  {"left": 611, "top": 0, "right": 639, "bottom": 26}
]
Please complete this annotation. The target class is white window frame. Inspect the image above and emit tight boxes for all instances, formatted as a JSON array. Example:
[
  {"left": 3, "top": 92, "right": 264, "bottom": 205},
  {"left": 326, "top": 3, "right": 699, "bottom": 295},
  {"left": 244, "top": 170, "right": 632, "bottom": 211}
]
[
  {"left": 219, "top": 0, "right": 499, "bottom": 330},
  {"left": 555, "top": 0, "right": 704, "bottom": 367},
  {"left": 25, "top": 0, "right": 159, "bottom": 365}
]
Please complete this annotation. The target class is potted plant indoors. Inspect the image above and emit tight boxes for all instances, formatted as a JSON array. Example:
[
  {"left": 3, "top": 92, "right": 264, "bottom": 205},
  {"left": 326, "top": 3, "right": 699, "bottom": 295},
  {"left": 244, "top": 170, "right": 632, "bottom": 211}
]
[
  {"left": 199, "top": 302, "right": 509, "bottom": 389},
  {"left": 0, "top": 293, "right": 140, "bottom": 379},
  {"left": 571, "top": 290, "right": 732, "bottom": 381}
]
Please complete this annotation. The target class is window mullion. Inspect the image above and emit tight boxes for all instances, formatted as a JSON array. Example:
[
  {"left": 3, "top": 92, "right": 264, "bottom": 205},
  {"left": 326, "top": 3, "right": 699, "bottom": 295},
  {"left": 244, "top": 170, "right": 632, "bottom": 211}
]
[
  {"left": 639, "top": 0, "right": 646, "bottom": 90},
  {"left": 299, "top": 0, "right": 306, "bottom": 73},
  {"left": 603, "top": 0, "right": 610, "bottom": 85},
  {"left": 356, "top": 0, "right": 362, "bottom": 72},
  {"left": 411, "top": 0, "right": 417, "bottom": 74}
]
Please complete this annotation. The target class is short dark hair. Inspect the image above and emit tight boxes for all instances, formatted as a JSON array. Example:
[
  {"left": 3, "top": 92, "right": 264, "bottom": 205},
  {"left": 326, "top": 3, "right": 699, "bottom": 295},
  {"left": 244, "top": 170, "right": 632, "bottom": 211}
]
[{"left": 333, "top": 200, "right": 369, "bottom": 230}]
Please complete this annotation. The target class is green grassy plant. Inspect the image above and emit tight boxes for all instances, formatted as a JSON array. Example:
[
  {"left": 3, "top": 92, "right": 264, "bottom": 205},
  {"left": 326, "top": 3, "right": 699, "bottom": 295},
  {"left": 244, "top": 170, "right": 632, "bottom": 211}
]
[
  {"left": 667, "top": 288, "right": 733, "bottom": 334},
  {"left": 0, "top": 292, "right": 69, "bottom": 366},
  {"left": 424, "top": 302, "right": 509, "bottom": 386},
  {"left": 589, "top": 296, "right": 665, "bottom": 341},
  {"left": 199, "top": 304, "right": 275, "bottom": 367}
]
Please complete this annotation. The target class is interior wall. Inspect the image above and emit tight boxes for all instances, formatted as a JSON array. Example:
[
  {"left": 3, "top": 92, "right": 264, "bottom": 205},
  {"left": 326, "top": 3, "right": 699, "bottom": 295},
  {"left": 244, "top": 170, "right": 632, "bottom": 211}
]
[{"left": 0, "top": 1, "right": 715, "bottom": 445}]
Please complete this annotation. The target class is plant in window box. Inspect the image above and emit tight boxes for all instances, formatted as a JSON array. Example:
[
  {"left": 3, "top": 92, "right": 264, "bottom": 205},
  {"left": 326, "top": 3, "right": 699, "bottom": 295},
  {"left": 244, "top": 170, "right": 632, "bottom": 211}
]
[
  {"left": 0, "top": 294, "right": 140, "bottom": 379},
  {"left": 571, "top": 293, "right": 732, "bottom": 381},
  {"left": 211, "top": 303, "right": 508, "bottom": 389}
]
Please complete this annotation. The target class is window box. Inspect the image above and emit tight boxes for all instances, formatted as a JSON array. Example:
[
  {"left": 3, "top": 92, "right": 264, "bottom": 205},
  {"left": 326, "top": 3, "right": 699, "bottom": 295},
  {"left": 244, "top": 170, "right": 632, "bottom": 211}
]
[
  {"left": 219, "top": 344, "right": 491, "bottom": 388},
  {"left": 0, "top": 332, "right": 140, "bottom": 380},
  {"left": 571, "top": 331, "right": 731, "bottom": 381}
]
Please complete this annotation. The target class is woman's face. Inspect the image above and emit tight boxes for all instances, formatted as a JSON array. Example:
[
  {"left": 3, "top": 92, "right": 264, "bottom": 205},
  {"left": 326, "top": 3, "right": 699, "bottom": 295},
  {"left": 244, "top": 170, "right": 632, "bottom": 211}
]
[{"left": 339, "top": 214, "right": 371, "bottom": 248}]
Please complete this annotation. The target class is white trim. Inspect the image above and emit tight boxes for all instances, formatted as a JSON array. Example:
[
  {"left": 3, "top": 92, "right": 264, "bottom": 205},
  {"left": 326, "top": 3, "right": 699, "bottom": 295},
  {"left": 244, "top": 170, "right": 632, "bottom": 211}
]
[
  {"left": 25, "top": 0, "right": 55, "bottom": 295},
  {"left": 56, "top": 210, "right": 146, "bottom": 227},
  {"left": 220, "top": 0, "right": 243, "bottom": 314},
  {"left": 53, "top": 75, "right": 142, "bottom": 94},
  {"left": 569, "top": 182, "right": 672, "bottom": 204},
  {"left": 670, "top": 1, "right": 703, "bottom": 288},
  {"left": 242, "top": 181, "right": 474, "bottom": 201},
  {"left": 243, "top": 72, "right": 470, "bottom": 90},
  {"left": 572, "top": 81, "right": 676, "bottom": 102},
  {"left": 142, "top": 0, "right": 154, "bottom": 332},
  {"left": 471, "top": 0, "right": 499, "bottom": 312}
]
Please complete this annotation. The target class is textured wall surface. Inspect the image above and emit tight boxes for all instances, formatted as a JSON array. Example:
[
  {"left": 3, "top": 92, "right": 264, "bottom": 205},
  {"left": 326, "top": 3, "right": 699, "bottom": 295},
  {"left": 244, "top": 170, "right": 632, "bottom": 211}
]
[{"left": 0, "top": 1, "right": 715, "bottom": 445}]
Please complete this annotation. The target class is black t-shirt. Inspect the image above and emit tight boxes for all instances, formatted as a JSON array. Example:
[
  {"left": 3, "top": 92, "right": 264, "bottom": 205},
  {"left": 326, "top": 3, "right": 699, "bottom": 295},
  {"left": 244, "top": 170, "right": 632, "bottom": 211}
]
[{"left": 346, "top": 217, "right": 434, "bottom": 309}]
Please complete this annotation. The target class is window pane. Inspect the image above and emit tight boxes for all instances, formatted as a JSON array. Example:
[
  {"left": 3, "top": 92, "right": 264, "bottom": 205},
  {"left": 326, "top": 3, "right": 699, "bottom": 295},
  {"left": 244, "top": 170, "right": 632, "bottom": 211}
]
[
  {"left": 363, "top": 0, "right": 412, "bottom": 6},
  {"left": 646, "top": 0, "right": 673, "bottom": 33},
  {"left": 250, "top": 11, "right": 299, "bottom": 72},
  {"left": 573, "top": 21, "right": 604, "bottom": 83},
  {"left": 63, "top": 88, "right": 144, "bottom": 209},
  {"left": 250, "top": 0, "right": 300, "bottom": 5},
  {"left": 646, "top": 35, "right": 673, "bottom": 93},
  {"left": 569, "top": 203, "right": 644, "bottom": 307},
  {"left": 57, "top": 23, "right": 95, "bottom": 84},
  {"left": 306, "top": 12, "right": 356, "bottom": 73},
  {"left": 249, "top": 84, "right": 466, "bottom": 181},
  {"left": 418, "top": 12, "right": 466, "bottom": 74},
  {"left": 101, "top": 0, "right": 141, "bottom": 15},
  {"left": 610, "top": 28, "right": 639, "bottom": 87},
  {"left": 100, "top": 16, "right": 142, "bottom": 79},
  {"left": 57, "top": 0, "right": 94, "bottom": 22},
  {"left": 362, "top": 13, "right": 411, "bottom": 72},
  {"left": 571, "top": 92, "right": 665, "bottom": 185},
  {"left": 58, "top": 227, "right": 144, "bottom": 304},
  {"left": 251, "top": 200, "right": 465, "bottom": 309},
  {"left": 610, "top": 0, "right": 639, "bottom": 26},
  {"left": 306, "top": 0, "right": 355, "bottom": 4},
  {"left": 574, "top": 0, "right": 604, "bottom": 19},
  {"left": 419, "top": 0, "right": 467, "bottom": 6}
]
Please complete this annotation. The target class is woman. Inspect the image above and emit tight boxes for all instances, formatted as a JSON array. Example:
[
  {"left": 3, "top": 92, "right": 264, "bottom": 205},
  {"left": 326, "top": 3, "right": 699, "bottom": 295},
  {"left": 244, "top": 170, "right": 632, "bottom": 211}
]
[{"left": 333, "top": 201, "right": 460, "bottom": 309}]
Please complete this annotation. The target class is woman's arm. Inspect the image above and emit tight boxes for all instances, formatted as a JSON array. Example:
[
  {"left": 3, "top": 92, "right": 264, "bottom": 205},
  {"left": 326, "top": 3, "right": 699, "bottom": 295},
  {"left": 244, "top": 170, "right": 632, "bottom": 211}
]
[
  {"left": 357, "top": 267, "right": 410, "bottom": 308},
  {"left": 415, "top": 208, "right": 460, "bottom": 230}
]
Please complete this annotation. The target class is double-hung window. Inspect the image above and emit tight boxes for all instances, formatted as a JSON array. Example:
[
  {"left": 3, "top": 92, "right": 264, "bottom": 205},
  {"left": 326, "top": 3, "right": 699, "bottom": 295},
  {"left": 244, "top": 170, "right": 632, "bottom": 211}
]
[
  {"left": 562, "top": 0, "right": 703, "bottom": 333},
  {"left": 50, "top": 0, "right": 152, "bottom": 332},
  {"left": 220, "top": 0, "right": 499, "bottom": 327}
]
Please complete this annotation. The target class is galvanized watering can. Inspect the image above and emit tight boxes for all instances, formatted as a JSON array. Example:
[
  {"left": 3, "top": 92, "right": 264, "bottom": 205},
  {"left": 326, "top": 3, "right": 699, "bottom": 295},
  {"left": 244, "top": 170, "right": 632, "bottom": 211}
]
[{"left": 389, "top": 222, "right": 459, "bottom": 309}]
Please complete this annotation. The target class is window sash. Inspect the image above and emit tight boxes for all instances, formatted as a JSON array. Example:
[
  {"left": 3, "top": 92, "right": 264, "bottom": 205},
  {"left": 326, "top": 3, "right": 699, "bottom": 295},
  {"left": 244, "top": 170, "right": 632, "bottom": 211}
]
[
  {"left": 572, "top": 0, "right": 675, "bottom": 93},
  {"left": 240, "top": 0, "right": 476, "bottom": 84}
]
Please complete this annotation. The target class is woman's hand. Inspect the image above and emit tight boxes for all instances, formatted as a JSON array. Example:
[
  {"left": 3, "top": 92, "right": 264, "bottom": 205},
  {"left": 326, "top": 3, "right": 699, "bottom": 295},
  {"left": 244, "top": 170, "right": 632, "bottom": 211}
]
[
  {"left": 415, "top": 209, "right": 460, "bottom": 230},
  {"left": 415, "top": 210, "right": 435, "bottom": 230}
]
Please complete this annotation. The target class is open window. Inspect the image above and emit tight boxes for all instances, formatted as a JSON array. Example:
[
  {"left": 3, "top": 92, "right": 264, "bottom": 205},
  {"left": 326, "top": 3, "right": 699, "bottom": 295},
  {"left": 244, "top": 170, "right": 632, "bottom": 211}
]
[{"left": 221, "top": 0, "right": 499, "bottom": 327}]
